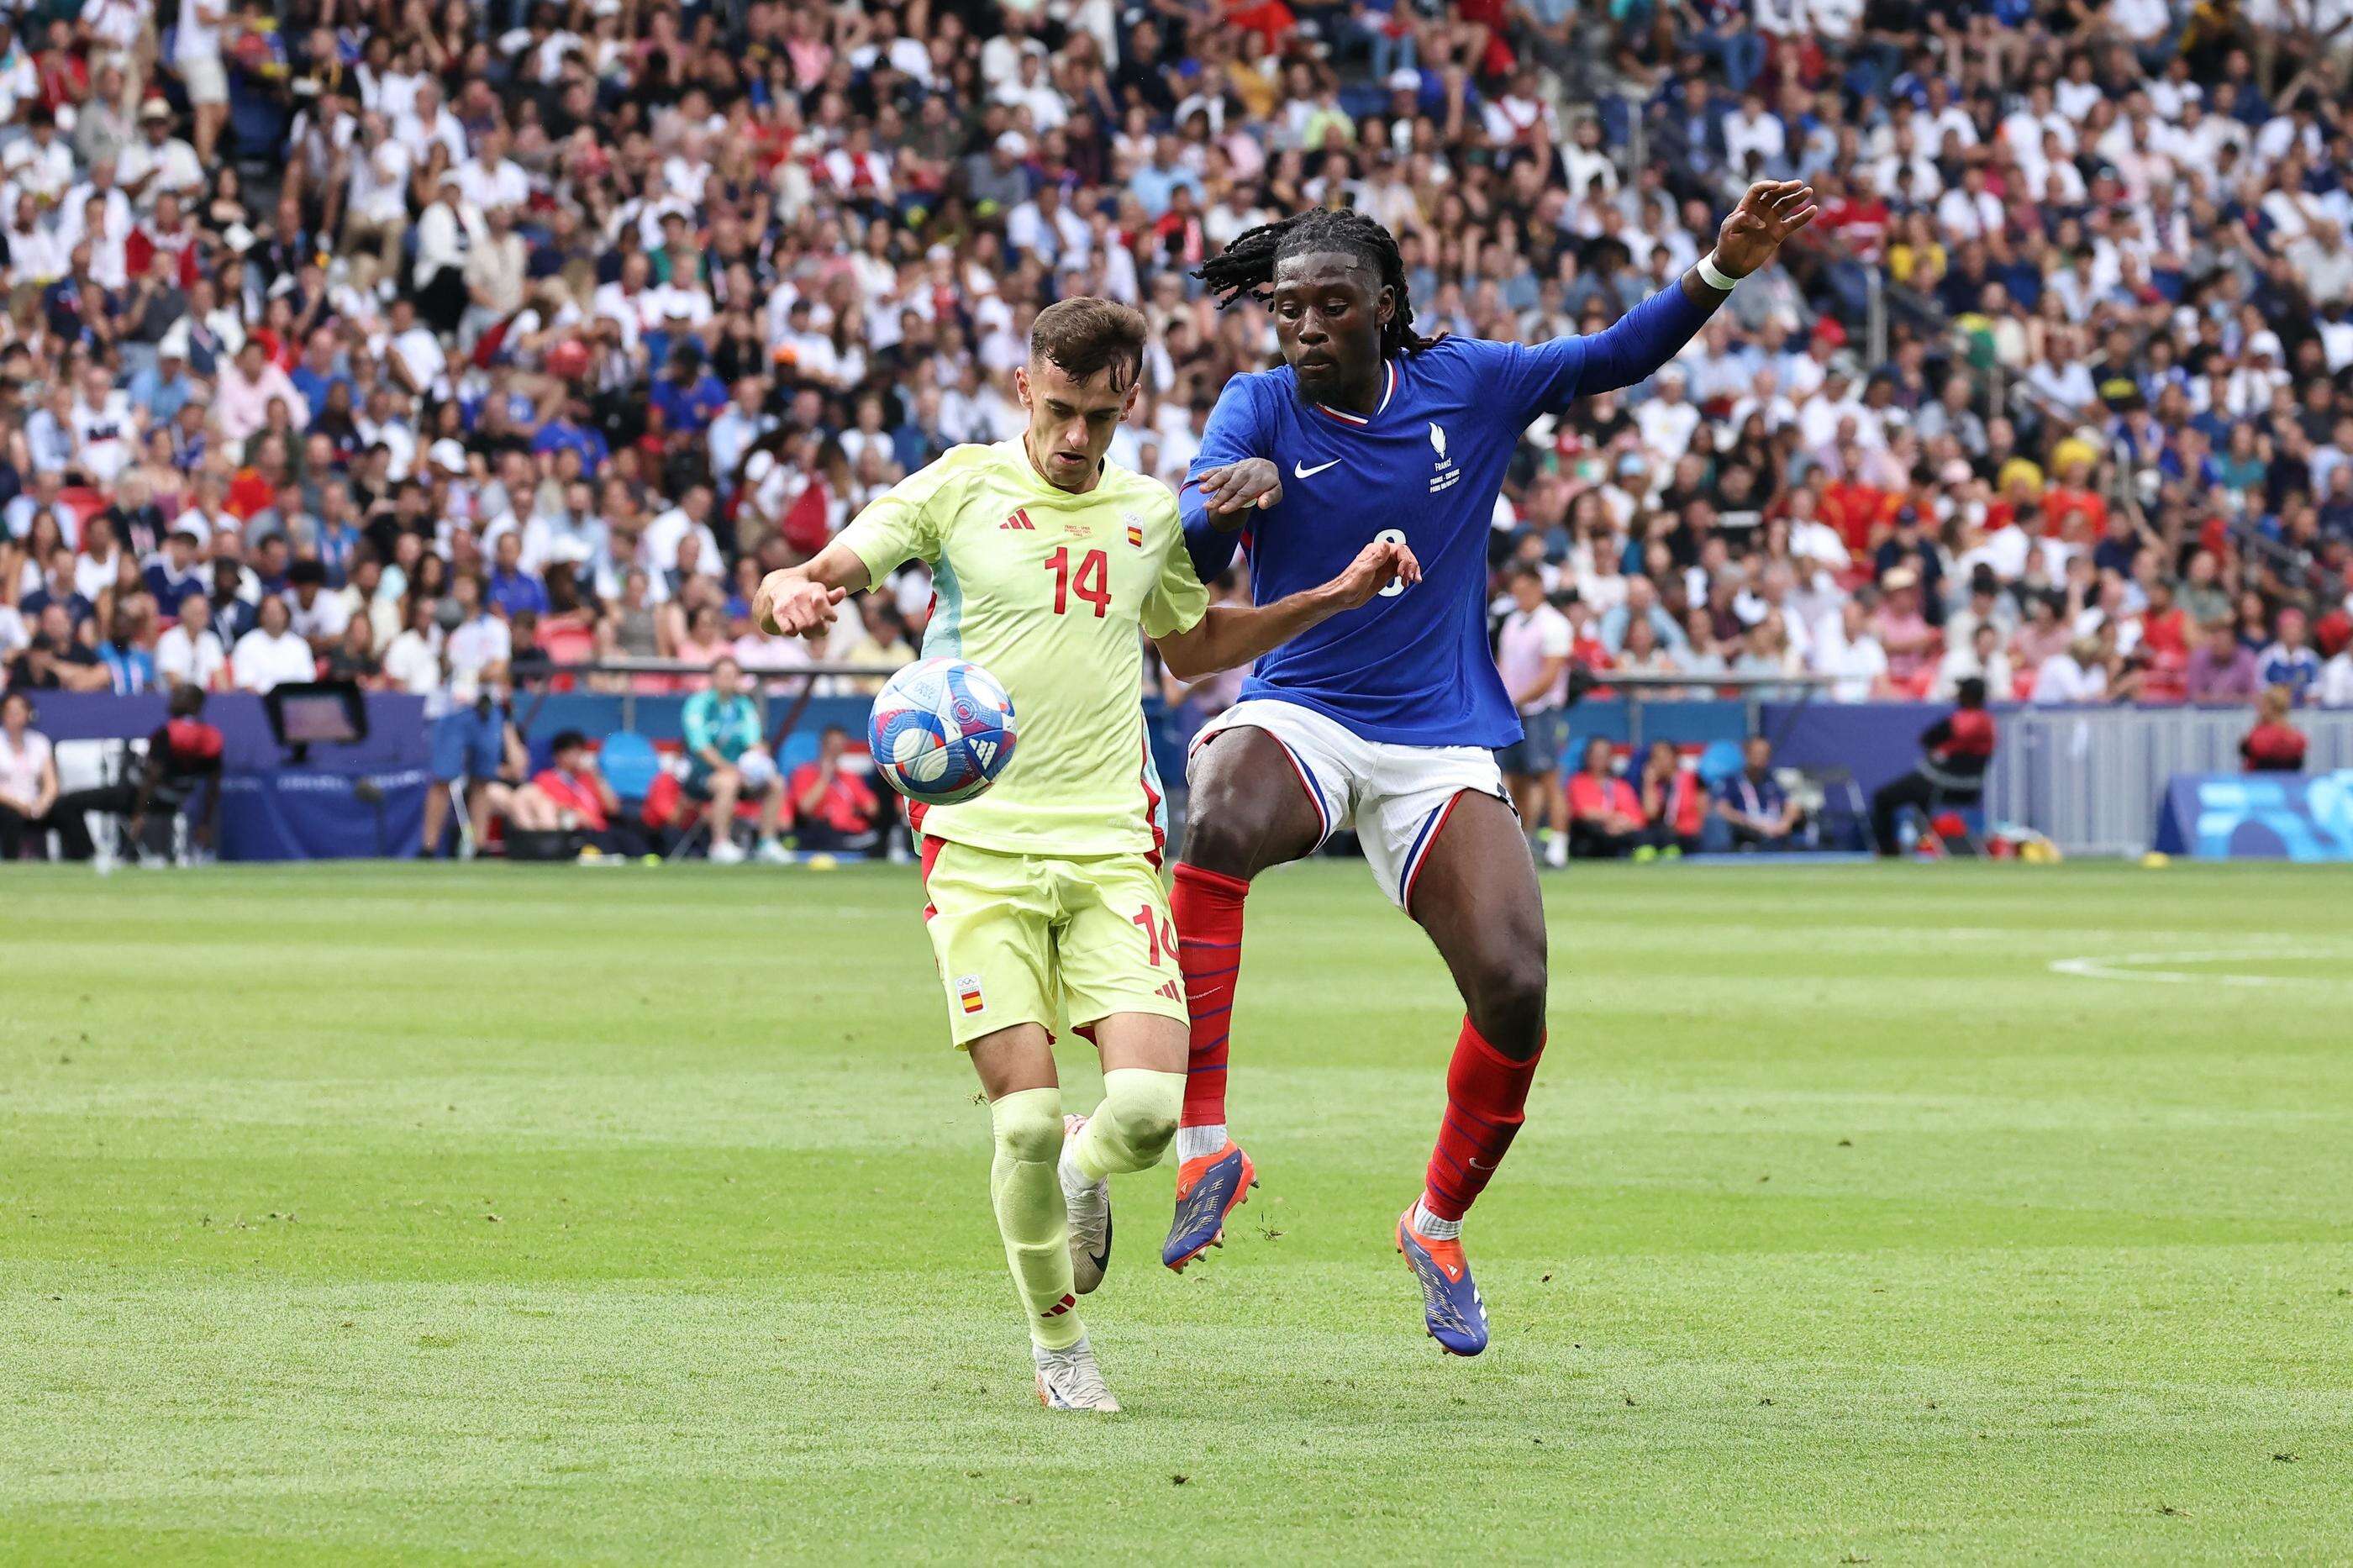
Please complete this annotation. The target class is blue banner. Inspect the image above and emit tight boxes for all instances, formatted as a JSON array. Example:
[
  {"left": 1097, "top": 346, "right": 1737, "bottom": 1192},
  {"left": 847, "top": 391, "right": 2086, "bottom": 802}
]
[
  {"left": 2151, "top": 771, "right": 2353, "bottom": 860},
  {"left": 218, "top": 766, "right": 430, "bottom": 861}
]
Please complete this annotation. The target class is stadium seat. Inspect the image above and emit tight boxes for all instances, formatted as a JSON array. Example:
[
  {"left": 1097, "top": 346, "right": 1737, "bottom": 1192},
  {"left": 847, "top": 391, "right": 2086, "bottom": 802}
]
[
  {"left": 777, "top": 732, "right": 821, "bottom": 774},
  {"left": 1696, "top": 740, "right": 1745, "bottom": 788},
  {"left": 597, "top": 732, "right": 663, "bottom": 804}
]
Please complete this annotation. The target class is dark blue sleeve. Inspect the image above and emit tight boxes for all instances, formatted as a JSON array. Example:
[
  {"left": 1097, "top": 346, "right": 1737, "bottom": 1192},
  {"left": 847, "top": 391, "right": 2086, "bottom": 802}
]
[
  {"left": 1571, "top": 279, "right": 1713, "bottom": 397},
  {"left": 1180, "top": 376, "right": 1268, "bottom": 582}
]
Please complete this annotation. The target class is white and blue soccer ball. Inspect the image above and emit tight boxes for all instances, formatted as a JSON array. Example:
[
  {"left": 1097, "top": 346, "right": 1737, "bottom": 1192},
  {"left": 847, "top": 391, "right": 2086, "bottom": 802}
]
[{"left": 866, "top": 656, "right": 1019, "bottom": 807}]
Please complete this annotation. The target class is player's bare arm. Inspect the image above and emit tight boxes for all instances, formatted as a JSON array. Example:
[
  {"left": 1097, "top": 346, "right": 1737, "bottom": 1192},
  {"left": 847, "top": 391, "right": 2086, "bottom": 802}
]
[
  {"left": 1679, "top": 179, "right": 1818, "bottom": 303},
  {"left": 753, "top": 540, "right": 868, "bottom": 639},
  {"left": 1154, "top": 537, "right": 1421, "bottom": 680}
]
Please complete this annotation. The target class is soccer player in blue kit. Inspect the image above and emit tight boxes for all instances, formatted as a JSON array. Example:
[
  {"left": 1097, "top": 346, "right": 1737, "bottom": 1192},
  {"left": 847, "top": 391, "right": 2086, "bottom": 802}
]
[{"left": 1160, "top": 181, "right": 1818, "bottom": 1355}]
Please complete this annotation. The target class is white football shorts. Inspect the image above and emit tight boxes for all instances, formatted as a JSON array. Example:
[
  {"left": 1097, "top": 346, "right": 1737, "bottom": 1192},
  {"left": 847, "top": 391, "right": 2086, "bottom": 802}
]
[{"left": 1188, "top": 697, "right": 1508, "bottom": 913}]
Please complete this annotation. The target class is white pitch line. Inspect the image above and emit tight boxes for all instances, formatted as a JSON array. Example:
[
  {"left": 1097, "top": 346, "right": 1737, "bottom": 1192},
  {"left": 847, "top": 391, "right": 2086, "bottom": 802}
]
[{"left": 2048, "top": 950, "right": 2303, "bottom": 987}]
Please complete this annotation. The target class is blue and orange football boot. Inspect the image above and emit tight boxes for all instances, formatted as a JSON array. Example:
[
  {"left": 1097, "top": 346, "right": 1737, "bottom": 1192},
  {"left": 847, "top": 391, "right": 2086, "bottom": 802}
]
[
  {"left": 1397, "top": 1202, "right": 1489, "bottom": 1355},
  {"left": 1161, "top": 1139, "right": 1256, "bottom": 1272}
]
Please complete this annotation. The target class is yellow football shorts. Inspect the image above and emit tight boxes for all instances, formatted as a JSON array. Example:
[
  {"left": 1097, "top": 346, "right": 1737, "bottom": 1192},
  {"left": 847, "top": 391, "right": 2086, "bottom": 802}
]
[{"left": 919, "top": 839, "right": 1189, "bottom": 1048}]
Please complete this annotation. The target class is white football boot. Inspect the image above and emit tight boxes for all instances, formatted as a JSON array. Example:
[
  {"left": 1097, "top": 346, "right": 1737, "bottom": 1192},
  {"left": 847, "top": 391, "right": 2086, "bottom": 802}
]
[
  {"left": 1059, "top": 1113, "right": 1113, "bottom": 1294},
  {"left": 1033, "top": 1337, "right": 1121, "bottom": 1413}
]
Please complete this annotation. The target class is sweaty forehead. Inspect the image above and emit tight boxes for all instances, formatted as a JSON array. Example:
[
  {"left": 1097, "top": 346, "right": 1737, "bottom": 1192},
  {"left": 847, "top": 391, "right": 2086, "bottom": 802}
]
[{"left": 1272, "top": 249, "right": 1378, "bottom": 293}]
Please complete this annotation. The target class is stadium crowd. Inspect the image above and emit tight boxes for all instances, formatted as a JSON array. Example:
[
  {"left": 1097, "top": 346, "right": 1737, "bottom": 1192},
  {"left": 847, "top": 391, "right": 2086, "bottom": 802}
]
[{"left": 3, "top": 0, "right": 2353, "bottom": 771}]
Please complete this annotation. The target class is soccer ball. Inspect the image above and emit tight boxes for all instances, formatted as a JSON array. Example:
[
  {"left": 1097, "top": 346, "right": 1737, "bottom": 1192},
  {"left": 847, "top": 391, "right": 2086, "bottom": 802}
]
[{"left": 866, "top": 657, "right": 1019, "bottom": 806}]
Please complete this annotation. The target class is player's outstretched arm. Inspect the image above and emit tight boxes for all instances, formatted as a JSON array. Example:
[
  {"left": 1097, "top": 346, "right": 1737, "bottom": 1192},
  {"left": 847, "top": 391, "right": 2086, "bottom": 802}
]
[
  {"left": 754, "top": 541, "right": 871, "bottom": 639},
  {"left": 1577, "top": 180, "right": 1816, "bottom": 395},
  {"left": 1154, "top": 538, "right": 1420, "bottom": 681}
]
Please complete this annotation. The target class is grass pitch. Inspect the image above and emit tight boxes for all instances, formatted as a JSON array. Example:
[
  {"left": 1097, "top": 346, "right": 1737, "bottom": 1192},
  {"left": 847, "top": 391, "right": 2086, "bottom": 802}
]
[{"left": 4, "top": 859, "right": 2351, "bottom": 1563}]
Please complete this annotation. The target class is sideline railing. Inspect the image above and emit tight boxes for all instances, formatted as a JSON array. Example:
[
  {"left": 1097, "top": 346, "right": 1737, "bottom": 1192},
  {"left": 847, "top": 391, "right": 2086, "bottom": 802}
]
[
  {"left": 512, "top": 660, "right": 913, "bottom": 751},
  {"left": 1595, "top": 670, "right": 1837, "bottom": 752}
]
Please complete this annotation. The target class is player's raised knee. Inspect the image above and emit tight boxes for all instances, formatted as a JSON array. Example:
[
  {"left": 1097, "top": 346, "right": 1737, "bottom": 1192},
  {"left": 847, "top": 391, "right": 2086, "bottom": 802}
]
[{"left": 1100, "top": 1068, "right": 1182, "bottom": 1162}]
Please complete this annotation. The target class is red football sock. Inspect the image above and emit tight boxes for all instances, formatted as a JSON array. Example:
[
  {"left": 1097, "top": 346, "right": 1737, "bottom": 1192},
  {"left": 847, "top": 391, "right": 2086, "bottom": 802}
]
[
  {"left": 1422, "top": 1018, "right": 1543, "bottom": 1222},
  {"left": 1170, "top": 863, "right": 1249, "bottom": 1129}
]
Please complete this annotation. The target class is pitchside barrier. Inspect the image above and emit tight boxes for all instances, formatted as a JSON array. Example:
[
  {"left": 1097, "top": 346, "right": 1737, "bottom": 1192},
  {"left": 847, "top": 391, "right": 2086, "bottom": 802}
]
[
  {"left": 1986, "top": 707, "right": 2353, "bottom": 858},
  {"left": 23, "top": 682, "right": 2353, "bottom": 860}
]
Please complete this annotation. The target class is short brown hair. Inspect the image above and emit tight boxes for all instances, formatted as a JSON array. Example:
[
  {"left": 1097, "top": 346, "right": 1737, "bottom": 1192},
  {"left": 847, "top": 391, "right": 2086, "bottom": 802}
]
[{"left": 1029, "top": 297, "right": 1148, "bottom": 392}]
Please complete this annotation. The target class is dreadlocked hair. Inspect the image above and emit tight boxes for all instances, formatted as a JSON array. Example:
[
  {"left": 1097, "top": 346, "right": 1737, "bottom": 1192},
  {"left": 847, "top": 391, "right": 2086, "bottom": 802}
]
[{"left": 1192, "top": 206, "right": 1433, "bottom": 359}]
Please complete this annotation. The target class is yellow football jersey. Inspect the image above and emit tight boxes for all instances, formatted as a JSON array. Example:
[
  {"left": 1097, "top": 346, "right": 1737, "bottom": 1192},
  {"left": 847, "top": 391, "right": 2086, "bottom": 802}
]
[{"left": 839, "top": 440, "right": 1209, "bottom": 858}]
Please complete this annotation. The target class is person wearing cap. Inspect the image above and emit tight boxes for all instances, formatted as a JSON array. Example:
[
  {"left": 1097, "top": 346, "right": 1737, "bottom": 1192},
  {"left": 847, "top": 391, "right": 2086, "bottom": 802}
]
[
  {"left": 119, "top": 99, "right": 203, "bottom": 209},
  {"left": 1871, "top": 567, "right": 1938, "bottom": 693}
]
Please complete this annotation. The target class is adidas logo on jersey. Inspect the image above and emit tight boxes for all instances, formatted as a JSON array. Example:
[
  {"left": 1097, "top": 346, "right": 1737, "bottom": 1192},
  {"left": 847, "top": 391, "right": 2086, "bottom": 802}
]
[
  {"left": 1155, "top": 979, "right": 1182, "bottom": 1001},
  {"left": 1001, "top": 509, "right": 1036, "bottom": 531}
]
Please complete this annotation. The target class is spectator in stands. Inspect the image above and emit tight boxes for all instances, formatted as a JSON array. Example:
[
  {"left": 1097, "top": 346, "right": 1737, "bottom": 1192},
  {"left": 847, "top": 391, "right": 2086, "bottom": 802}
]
[
  {"left": 1637, "top": 740, "right": 1708, "bottom": 857},
  {"left": 1566, "top": 737, "right": 1650, "bottom": 860},
  {"left": 0, "top": 0, "right": 2340, "bottom": 867},
  {"left": 229, "top": 594, "right": 315, "bottom": 693},
  {"left": 2031, "top": 637, "right": 2109, "bottom": 707},
  {"left": 13, "top": 602, "right": 108, "bottom": 692},
  {"left": 788, "top": 725, "right": 887, "bottom": 858},
  {"left": 1713, "top": 735, "right": 1804, "bottom": 852},
  {"left": 0, "top": 690, "right": 60, "bottom": 860},
  {"left": 1870, "top": 678, "right": 1996, "bottom": 855},
  {"left": 2187, "top": 618, "right": 2261, "bottom": 706},
  {"left": 1935, "top": 622, "right": 2015, "bottom": 702},
  {"left": 155, "top": 592, "right": 229, "bottom": 692},
  {"left": 505, "top": 729, "right": 646, "bottom": 859},
  {"left": 2240, "top": 687, "right": 2308, "bottom": 774},
  {"left": 2321, "top": 634, "right": 2353, "bottom": 710},
  {"left": 1495, "top": 565, "right": 1574, "bottom": 868},
  {"left": 682, "top": 655, "right": 790, "bottom": 866},
  {"left": 2258, "top": 608, "right": 2322, "bottom": 704}
]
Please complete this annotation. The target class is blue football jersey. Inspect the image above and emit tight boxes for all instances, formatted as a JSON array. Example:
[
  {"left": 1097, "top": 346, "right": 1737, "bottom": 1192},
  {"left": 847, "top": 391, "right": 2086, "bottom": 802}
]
[{"left": 1180, "top": 334, "right": 1591, "bottom": 749}]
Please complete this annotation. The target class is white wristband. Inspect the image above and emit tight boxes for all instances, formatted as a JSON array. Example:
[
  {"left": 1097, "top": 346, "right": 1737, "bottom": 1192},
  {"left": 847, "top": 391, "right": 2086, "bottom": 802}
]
[{"left": 1696, "top": 250, "right": 1741, "bottom": 292}]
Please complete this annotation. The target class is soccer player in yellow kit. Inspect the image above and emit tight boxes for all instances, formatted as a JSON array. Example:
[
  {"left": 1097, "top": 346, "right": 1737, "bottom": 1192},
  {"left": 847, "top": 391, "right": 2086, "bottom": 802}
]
[{"left": 755, "top": 298, "right": 1416, "bottom": 1411}]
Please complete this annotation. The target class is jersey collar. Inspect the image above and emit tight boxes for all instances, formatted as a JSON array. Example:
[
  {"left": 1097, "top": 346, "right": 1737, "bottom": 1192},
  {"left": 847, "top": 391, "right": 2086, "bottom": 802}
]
[{"left": 1308, "top": 360, "right": 1397, "bottom": 429}]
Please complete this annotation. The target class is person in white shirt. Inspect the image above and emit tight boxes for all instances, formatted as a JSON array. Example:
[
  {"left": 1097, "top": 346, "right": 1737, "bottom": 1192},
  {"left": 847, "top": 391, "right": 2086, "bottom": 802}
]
[
  {"left": 119, "top": 102, "right": 204, "bottom": 210},
  {"left": 1815, "top": 598, "right": 1890, "bottom": 702},
  {"left": 70, "top": 366, "right": 139, "bottom": 485},
  {"left": 640, "top": 487, "right": 724, "bottom": 583},
  {"left": 231, "top": 596, "right": 318, "bottom": 692},
  {"left": 0, "top": 689, "right": 61, "bottom": 860},
  {"left": 382, "top": 595, "right": 445, "bottom": 697},
  {"left": 172, "top": 0, "right": 231, "bottom": 160},
  {"left": 392, "top": 76, "right": 467, "bottom": 166},
  {"left": 1934, "top": 623, "right": 2016, "bottom": 702},
  {"left": 1493, "top": 565, "right": 1576, "bottom": 866},
  {"left": 1006, "top": 183, "right": 1092, "bottom": 270},
  {"left": 156, "top": 592, "right": 229, "bottom": 691},
  {"left": 2319, "top": 646, "right": 2353, "bottom": 708},
  {"left": 2032, "top": 639, "right": 2109, "bottom": 705},
  {"left": 441, "top": 574, "right": 512, "bottom": 700},
  {"left": 455, "top": 125, "right": 530, "bottom": 213},
  {"left": 1634, "top": 367, "right": 1703, "bottom": 468},
  {"left": 409, "top": 178, "right": 485, "bottom": 336},
  {"left": 381, "top": 295, "right": 453, "bottom": 397}
]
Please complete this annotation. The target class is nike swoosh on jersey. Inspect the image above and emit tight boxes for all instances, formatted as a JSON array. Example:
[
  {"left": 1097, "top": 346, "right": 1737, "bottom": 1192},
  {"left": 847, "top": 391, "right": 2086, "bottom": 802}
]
[{"left": 1292, "top": 459, "right": 1341, "bottom": 479}]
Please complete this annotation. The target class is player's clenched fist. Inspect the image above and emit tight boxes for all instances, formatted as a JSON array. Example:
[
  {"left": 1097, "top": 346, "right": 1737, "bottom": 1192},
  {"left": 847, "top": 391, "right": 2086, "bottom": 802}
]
[
  {"left": 1193, "top": 457, "right": 1282, "bottom": 524},
  {"left": 754, "top": 570, "right": 848, "bottom": 638},
  {"left": 1324, "top": 538, "right": 1421, "bottom": 610}
]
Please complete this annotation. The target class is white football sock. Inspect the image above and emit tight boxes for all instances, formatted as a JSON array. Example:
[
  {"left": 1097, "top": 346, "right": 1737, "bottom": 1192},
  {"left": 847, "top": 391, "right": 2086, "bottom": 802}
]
[
  {"left": 1413, "top": 1197, "right": 1462, "bottom": 1240},
  {"left": 1175, "top": 1123, "right": 1228, "bottom": 1163}
]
